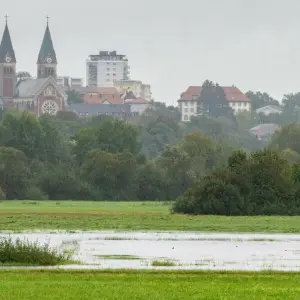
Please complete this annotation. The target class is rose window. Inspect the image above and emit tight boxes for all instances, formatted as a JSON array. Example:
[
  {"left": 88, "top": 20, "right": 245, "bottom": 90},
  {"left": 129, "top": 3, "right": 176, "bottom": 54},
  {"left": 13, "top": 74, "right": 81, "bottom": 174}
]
[{"left": 42, "top": 100, "right": 59, "bottom": 115}]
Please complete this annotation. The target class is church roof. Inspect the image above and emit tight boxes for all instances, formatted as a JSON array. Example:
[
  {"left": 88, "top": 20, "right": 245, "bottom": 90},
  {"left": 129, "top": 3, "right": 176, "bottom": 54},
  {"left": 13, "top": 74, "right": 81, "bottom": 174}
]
[
  {"left": 17, "top": 78, "right": 48, "bottom": 98},
  {"left": 0, "top": 23, "right": 16, "bottom": 63},
  {"left": 37, "top": 24, "right": 57, "bottom": 64}
]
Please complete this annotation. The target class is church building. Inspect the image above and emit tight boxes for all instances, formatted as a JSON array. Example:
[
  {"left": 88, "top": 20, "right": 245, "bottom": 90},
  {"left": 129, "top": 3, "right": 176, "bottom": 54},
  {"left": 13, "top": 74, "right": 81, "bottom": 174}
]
[{"left": 0, "top": 19, "right": 67, "bottom": 116}]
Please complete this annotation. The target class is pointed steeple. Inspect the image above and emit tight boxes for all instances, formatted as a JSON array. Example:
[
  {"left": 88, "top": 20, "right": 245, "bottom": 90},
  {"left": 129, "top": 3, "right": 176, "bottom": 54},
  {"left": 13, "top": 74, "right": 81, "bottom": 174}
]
[
  {"left": 0, "top": 19, "right": 16, "bottom": 64},
  {"left": 37, "top": 20, "right": 57, "bottom": 64}
]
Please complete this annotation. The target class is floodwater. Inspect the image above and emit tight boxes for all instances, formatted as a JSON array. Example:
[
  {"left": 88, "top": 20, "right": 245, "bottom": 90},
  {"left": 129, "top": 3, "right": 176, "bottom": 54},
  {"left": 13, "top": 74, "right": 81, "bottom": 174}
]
[{"left": 2, "top": 231, "right": 300, "bottom": 271}]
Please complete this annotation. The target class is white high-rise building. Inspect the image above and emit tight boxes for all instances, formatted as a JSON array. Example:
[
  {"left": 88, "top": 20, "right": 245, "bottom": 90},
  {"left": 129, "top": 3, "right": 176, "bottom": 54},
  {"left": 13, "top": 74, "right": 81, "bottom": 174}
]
[{"left": 86, "top": 51, "right": 130, "bottom": 87}]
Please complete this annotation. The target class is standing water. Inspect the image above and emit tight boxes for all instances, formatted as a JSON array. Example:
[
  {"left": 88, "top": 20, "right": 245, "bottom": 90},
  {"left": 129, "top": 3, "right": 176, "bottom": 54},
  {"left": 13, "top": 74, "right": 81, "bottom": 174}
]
[{"left": 1, "top": 231, "right": 300, "bottom": 271}]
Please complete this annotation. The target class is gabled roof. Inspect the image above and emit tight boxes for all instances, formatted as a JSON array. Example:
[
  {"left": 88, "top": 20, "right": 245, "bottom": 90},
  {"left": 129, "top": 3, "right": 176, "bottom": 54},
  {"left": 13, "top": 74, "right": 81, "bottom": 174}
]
[
  {"left": 179, "top": 86, "right": 250, "bottom": 103},
  {"left": 83, "top": 90, "right": 123, "bottom": 105},
  {"left": 0, "top": 23, "right": 16, "bottom": 63},
  {"left": 17, "top": 78, "right": 48, "bottom": 97},
  {"left": 37, "top": 24, "right": 57, "bottom": 64},
  {"left": 16, "top": 77, "right": 67, "bottom": 99},
  {"left": 70, "top": 103, "right": 131, "bottom": 116},
  {"left": 249, "top": 123, "right": 280, "bottom": 137},
  {"left": 256, "top": 105, "right": 283, "bottom": 113}
]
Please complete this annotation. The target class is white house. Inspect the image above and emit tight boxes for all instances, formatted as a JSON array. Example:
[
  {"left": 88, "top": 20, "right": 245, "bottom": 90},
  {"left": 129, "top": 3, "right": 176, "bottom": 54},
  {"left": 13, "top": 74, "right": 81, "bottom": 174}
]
[
  {"left": 178, "top": 86, "right": 251, "bottom": 122},
  {"left": 256, "top": 105, "right": 283, "bottom": 116}
]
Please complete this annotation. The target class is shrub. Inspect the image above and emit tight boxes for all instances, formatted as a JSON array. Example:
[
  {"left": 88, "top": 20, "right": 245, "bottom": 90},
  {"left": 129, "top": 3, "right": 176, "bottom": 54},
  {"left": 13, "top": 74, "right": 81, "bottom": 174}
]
[
  {"left": 174, "top": 149, "right": 299, "bottom": 216},
  {"left": 0, "top": 237, "right": 73, "bottom": 266},
  {"left": 0, "top": 186, "right": 5, "bottom": 200}
]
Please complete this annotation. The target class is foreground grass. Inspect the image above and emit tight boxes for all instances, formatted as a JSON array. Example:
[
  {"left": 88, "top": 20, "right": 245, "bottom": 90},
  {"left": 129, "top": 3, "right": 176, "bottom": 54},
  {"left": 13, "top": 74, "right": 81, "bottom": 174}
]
[
  {"left": 0, "top": 237, "right": 73, "bottom": 266},
  {"left": 1, "top": 201, "right": 300, "bottom": 233},
  {"left": 0, "top": 270, "right": 300, "bottom": 299}
]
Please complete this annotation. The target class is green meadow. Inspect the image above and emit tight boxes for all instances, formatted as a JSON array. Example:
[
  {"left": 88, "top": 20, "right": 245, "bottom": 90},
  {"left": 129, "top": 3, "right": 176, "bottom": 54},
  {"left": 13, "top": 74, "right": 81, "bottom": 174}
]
[
  {"left": 0, "top": 270, "right": 299, "bottom": 300},
  {"left": 1, "top": 200, "right": 300, "bottom": 233}
]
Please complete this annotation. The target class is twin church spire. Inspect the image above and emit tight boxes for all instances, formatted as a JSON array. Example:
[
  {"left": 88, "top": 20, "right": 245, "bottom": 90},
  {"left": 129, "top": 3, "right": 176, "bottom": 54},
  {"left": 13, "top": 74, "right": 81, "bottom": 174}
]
[
  {"left": 0, "top": 16, "right": 57, "bottom": 79},
  {"left": 0, "top": 20, "right": 16, "bottom": 64}
]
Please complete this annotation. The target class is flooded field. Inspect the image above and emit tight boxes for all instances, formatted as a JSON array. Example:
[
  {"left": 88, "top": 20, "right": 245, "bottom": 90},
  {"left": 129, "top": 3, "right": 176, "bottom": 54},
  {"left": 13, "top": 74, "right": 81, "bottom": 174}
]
[{"left": 1, "top": 231, "right": 300, "bottom": 271}]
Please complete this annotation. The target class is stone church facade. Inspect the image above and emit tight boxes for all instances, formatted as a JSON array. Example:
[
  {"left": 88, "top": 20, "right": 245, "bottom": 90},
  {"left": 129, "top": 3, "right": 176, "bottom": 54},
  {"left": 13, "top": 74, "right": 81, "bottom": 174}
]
[{"left": 0, "top": 20, "right": 67, "bottom": 116}]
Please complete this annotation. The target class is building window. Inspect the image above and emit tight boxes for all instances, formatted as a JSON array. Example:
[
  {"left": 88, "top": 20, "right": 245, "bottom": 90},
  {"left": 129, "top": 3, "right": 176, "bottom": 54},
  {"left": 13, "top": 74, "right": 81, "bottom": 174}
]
[
  {"left": 190, "top": 108, "right": 194, "bottom": 113},
  {"left": 113, "top": 63, "right": 116, "bottom": 65},
  {"left": 4, "top": 67, "right": 12, "bottom": 74},
  {"left": 184, "top": 115, "right": 189, "bottom": 121},
  {"left": 184, "top": 108, "right": 188, "bottom": 113},
  {"left": 106, "top": 79, "right": 110, "bottom": 82},
  {"left": 184, "top": 101, "right": 188, "bottom": 106},
  {"left": 107, "top": 68, "right": 110, "bottom": 71}
]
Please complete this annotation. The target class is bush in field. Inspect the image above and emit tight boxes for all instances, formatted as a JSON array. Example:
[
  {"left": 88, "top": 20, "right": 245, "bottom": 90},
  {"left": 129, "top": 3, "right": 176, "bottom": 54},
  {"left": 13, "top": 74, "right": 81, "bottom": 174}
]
[
  {"left": 0, "top": 237, "right": 72, "bottom": 266},
  {"left": 173, "top": 149, "right": 299, "bottom": 216}
]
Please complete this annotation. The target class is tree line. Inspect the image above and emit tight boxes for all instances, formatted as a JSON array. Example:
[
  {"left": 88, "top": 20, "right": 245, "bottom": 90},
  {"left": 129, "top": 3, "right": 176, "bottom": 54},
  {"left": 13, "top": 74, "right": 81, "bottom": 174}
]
[{"left": 1, "top": 81, "right": 300, "bottom": 216}]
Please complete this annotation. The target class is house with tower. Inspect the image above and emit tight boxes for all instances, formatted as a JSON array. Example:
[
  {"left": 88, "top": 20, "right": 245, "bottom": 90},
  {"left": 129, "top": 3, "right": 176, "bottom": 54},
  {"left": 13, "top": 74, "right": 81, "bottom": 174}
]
[{"left": 0, "top": 18, "right": 67, "bottom": 116}]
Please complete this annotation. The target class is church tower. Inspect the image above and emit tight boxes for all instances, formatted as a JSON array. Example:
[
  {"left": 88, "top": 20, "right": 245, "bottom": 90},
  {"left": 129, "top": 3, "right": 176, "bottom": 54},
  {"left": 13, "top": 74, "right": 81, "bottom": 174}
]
[
  {"left": 0, "top": 18, "right": 16, "bottom": 99},
  {"left": 37, "top": 18, "right": 57, "bottom": 79}
]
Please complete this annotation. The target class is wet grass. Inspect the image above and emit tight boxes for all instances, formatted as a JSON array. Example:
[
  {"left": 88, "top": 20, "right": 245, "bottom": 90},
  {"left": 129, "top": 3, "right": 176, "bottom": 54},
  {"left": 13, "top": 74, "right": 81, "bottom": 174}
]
[
  {"left": 151, "top": 260, "right": 177, "bottom": 267},
  {"left": 0, "top": 270, "right": 300, "bottom": 299},
  {"left": 1, "top": 200, "right": 300, "bottom": 233},
  {"left": 0, "top": 237, "right": 74, "bottom": 266},
  {"left": 96, "top": 255, "right": 141, "bottom": 260}
]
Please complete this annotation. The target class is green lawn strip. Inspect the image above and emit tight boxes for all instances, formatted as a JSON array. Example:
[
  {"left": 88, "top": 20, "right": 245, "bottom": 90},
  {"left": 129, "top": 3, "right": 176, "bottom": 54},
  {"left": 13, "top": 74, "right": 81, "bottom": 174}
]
[
  {"left": 1, "top": 214, "right": 300, "bottom": 233},
  {"left": 0, "top": 270, "right": 299, "bottom": 299},
  {"left": 1, "top": 201, "right": 300, "bottom": 233}
]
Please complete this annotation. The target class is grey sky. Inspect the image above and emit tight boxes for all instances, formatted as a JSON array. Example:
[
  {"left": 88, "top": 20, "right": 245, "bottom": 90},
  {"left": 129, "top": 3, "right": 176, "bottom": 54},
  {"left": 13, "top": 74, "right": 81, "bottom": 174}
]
[{"left": 3, "top": 0, "right": 300, "bottom": 104}]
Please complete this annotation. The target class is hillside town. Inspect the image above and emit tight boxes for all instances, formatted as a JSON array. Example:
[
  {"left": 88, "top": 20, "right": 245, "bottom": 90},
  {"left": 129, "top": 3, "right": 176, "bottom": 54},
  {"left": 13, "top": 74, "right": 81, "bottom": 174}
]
[
  {"left": 0, "top": 19, "right": 290, "bottom": 142},
  {"left": 3, "top": 1, "right": 300, "bottom": 298}
]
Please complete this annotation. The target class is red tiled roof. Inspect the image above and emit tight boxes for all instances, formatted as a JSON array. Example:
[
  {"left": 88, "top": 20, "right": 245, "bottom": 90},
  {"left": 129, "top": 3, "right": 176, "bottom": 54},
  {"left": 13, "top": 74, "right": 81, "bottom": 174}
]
[
  {"left": 179, "top": 86, "right": 250, "bottom": 103},
  {"left": 223, "top": 86, "right": 250, "bottom": 102},
  {"left": 84, "top": 92, "right": 123, "bottom": 104}
]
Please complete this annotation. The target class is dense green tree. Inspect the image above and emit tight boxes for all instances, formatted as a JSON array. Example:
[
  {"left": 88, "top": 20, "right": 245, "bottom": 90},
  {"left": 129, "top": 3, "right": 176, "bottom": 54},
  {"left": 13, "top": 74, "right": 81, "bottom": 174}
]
[
  {"left": 269, "top": 124, "right": 300, "bottom": 154},
  {"left": 81, "top": 149, "right": 137, "bottom": 200},
  {"left": 198, "top": 80, "right": 235, "bottom": 119},
  {"left": 136, "top": 161, "right": 165, "bottom": 200},
  {"left": 158, "top": 145, "right": 195, "bottom": 200},
  {"left": 139, "top": 103, "right": 181, "bottom": 157},
  {"left": 39, "top": 162, "right": 93, "bottom": 200},
  {"left": 173, "top": 149, "right": 297, "bottom": 216},
  {"left": 73, "top": 117, "right": 140, "bottom": 164},
  {"left": 66, "top": 90, "right": 83, "bottom": 105},
  {"left": 0, "top": 112, "right": 69, "bottom": 164},
  {"left": 0, "top": 147, "right": 31, "bottom": 199},
  {"left": 180, "top": 132, "right": 214, "bottom": 178}
]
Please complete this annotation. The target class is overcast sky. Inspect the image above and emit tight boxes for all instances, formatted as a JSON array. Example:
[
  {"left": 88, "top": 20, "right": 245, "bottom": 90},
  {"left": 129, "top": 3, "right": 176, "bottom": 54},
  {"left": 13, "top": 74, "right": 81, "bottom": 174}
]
[{"left": 3, "top": 0, "right": 300, "bottom": 104}]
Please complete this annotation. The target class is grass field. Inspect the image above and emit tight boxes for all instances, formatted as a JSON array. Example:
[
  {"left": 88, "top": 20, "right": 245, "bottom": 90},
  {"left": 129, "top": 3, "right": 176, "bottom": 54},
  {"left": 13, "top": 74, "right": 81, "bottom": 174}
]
[
  {"left": 1, "top": 200, "right": 300, "bottom": 233},
  {"left": 0, "top": 270, "right": 299, "bottom": 299}
]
